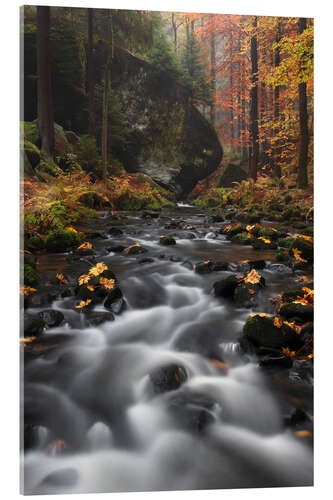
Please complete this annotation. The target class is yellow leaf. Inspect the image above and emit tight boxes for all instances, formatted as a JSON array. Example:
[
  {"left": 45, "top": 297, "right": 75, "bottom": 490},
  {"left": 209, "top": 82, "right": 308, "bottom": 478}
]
[
  {"left": 87, "top": 285, "right": 95, "bottom": 291},
  {"left": 75, "top": 299, "right": 92, "bottom": 309},
  {"left": 282, "top": 347, "right": 296, "bottom": 358},
  {"left": 65, "top": 226, "right": 78, "bottom": 234},
  {"left": 124, "top": 244, "right": 141, "bottom": 253},
  {"left": 78, "top": 274, "right": 90, "bottom": 286},
  {"left": 99, "top": 277, "right": 115, "bottom": 290},
  {"left": 274, "top": 316, "right": 283, "bottom": 328},
  {"left": 246, "top": 225, "right": 255, "bottom": 232},
  {"left": 294, "top": 430, "right": 312, "bottom": 439},
  {"left": 244, "top": 269, "right": 261, "bottom": 285},
  {"left": 258, "top": 237, "right": 271, "bottom": 244},
  {"left": 56, "top": 273, "right": 68, "bottom": 284},
  {"left": 292, "top": 248, "right": 307, "bottom": 263},
  {"left": 250, "top": 313, "right": 269, "bottom": 318},
  {"left": 20, "top": 286, "right": 37, "bottom": 296},
  {"left": 19, "top": 336, "right": 36, "bottom": 343},
  {"left": 89, "top": 262, "right": 108, "bottom": 276},
  {"left": 224, "top": 224, "right": 233, "bottom": 232},
  {"left": 211, "top": 359, "right": 230, "bottom": 372},
  {"left": 299, "top": 235, "right": 313, "bottom": 243},
  {"left": 77, "top": 241, "right": 92, "bottom": 250}
]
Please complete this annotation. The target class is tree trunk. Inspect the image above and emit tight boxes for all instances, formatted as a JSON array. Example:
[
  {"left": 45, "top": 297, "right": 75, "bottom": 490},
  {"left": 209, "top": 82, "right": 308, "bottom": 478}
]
[
  {"left": 249, "top": 16, "right": 259, "bottom": 181},
  {"left": 297, "top": 18, "right": 309, "bottom": 189},
  {"left": 36, "top": 6, "right": 54, "bottom": 158},
  {"left": 209, "top": 16, "right": 216, "bottom": 125},
  {"left": 87, "top": 8, "right": 96, "bottom": 137},
  {"left": 101, "top": 12, "right": 113, "bottom": 180},
  {"left": 273, "top": 18, "right": 282, "bottom": 178},
  {"left": 171, "top": 13, "right": 177, "bottom": 53}
]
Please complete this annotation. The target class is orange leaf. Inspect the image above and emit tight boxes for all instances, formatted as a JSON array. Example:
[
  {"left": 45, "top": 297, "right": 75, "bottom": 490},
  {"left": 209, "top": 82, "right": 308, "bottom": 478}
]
[{"left": 56, "top": 273, "right": 68, "bottom": 284}]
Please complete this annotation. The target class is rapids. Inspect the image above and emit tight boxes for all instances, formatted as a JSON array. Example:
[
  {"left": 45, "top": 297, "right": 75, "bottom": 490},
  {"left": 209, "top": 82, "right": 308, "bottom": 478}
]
[{"left": 22, "top": 205, "right": 313, "bottom": 494}]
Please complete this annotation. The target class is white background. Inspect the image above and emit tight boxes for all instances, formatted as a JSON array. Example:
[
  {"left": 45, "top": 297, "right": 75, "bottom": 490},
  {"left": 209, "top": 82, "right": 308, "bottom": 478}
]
[{"left": 0, "top": 0, "right": 331, "bottom": 499}]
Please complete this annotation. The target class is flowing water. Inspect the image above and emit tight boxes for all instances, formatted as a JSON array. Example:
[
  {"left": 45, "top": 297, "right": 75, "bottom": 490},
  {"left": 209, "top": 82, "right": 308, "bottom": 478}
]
[{"left": 22, "top": 205, "right": 313, "bottom": 494}]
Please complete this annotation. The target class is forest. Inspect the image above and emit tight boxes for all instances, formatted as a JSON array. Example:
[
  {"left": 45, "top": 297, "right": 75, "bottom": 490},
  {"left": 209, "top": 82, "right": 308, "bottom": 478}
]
[{"left": 21, "top": 5, "right": 314, "bottom": 495}]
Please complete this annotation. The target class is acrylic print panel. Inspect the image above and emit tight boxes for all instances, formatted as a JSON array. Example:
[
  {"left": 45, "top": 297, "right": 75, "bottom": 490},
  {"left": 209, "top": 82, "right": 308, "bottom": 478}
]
[{"left": 21, "top": 3, "right": 314, "bottom": 495}]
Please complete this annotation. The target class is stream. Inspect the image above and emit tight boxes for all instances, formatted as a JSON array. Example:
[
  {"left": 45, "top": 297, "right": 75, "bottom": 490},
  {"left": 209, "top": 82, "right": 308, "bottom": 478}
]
[{"left": 22, "top": 204, "right": 313, "bottom": 494}]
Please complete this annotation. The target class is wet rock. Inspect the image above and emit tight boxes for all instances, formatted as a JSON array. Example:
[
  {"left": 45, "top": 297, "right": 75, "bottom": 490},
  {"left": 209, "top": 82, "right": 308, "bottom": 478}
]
[
  {"left": 138, "top": 257, "right": 155, "bottom": 264},
  {"left": 159, "top": 235, "right": 176, "bottom": 246},
  {"left": 259, "top": 354, "right": 293, "bottom": 369},
  {"left": 233, "top": 283, "right": 260, "bottom": 308},
  {"left": 104, "top": 287, "right": 125, "bottom": 314},
  {"left": 24, "top": 313, "right": 45, "bottom": 337},
  {"left": 108, "top": 227, "right": 123, "bottom": 236},
  {"left": 279, "top": 303, "right": 313, "bottom": 322},
  {"left": 213, "top": 275, "right": 240, "bottom": 299},
  {"left": 212, "top": 261, "right": 229, "bottom": 271},
  {"left": 248, "top": 260, "right": 266, "bottom": 270},
  {"left": 181, "top": 260, "right": 194, "bottom": 270},
  {"left": 149, "top": 364, "right": 187, "bottom": 393},
  {"left": 243, "top": 314, "right": 297, "bottom": 349},
  {"left": 285, "top": 408, "right": 313, "bottom": 429},
  {"left": 209, "top": 214, "right": 224, "bottom": 223},
  {"left": 73, "top": 247, "right": 95, "bottom": 256},
  {"left": 194, "top": 260, "right": 214, "bottom": 274},
  {"left": 123, "top": 244, "right": 148, "bottom": 255},
  {"left": 170, "top": 255, "right": 182, "bottom": 262},
  {"left": 167, "top": 390, "right": 217, "bottom": 432},
  {"left": 205, "top": 231, "right": 217, "bottom": 239},
  {"left": 238, "top": 213, "right": 261, "bottom": 224},
  {"left": 107, "top": 245, "right": 126, "bottom": 253},
  {"left": 289, "top": 236, "right": 313, "bottom": 263},
  {"left": 45, "top": 229, "right": 82, "bottom": 253},
  {"left": 39, "top": 468, "right": 79, "bottom": 489},
  {"left": 164, "top": 221, "right": 180, "bottom": 229},
  {"left": 231, "top": 233, "right": 252, "bottom": 245},
  {"left": 221, "top": 223, "right": 246, "bottom": 238},
  {"left": 258, "top": 228, "right": 281, "bottom": 241},
  {"left": 276, "top": 251, "right": 290, "bottom": 263},
  {"left": 142, "top": 210, "right": 160, "bottom": 219},
  {"left": 38, "top": 310, "right": 65, "bottom": 328},
  {"left": 299, "top": 322, "right": 313, "bottom": 344},
  {"left": 268, "top": 263, "right": 292, "bottom": 274},
  {"left": 251, "top": 238, "right": 278, "bottom": 250},
  {"left": 86, "top": 311, "right": 115, "bottom": 326},
  {"left": 176, "top": 231, "right": 196, "bottom": 239}
]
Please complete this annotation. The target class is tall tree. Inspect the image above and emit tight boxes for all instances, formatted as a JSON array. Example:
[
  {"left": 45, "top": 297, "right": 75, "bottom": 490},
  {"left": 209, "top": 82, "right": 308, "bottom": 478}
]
[
  {"left": 249, "top": 16, "right": 259, "bottom": 181},
  {"left": 273, "top": 17, "right": 282, "bottom": 178},
  {"left": 36, "top": 6, "right": 54, "bottom": 158},
  {"left": 87, "top": 8, "right": 96, "bottom": 136},
  {"left": 209, "top": 15, "right": 216, "bottom": 125},
  {"left": 101, "top": 11, "right": 114, "bottom": 180},
  {"left": 297, "top": 17, "right": 309, "bottom": 188}
]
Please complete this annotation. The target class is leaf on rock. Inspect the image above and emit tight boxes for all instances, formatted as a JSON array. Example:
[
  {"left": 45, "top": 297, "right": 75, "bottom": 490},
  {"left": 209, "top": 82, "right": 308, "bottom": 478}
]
[
  {"left": 20, "top": 286, "right": 37, "bottom": 296},
  {"left": 244, "top": 269, "right": 261, "bottom": 285},
  {"left": 211, "top": 359, "right": 230, "bottom": 372},
  {"left": 281, "top": 347, "right": 296, "bottom": 358},
  {"left": 75, "top": 298, "right": 92, "bottom": 309},
  {"left": 56, "top": 273, "right": 68, "bottom": 284},
  {"left": 89, "top": 262, "right": 108, "bottom": 276},
  {"left": 99, "top": 277, "right": 115, "bottom": 289},
  {"left": 292, "top": 248, "right": 307, "bottom": 263},
  {"left": 274, "top": 316, "right": 283, "bottom": 328},
  {"left": 77, "top": 241, "right": 92, "bottom": 250},
  {"left": 78, "top": 274, "right": 90, "bottom": 285}
]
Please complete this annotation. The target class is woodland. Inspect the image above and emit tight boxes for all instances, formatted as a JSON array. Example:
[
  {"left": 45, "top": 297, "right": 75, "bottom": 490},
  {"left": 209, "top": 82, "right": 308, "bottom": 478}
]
[{"left": 21, "top": 6, "right": 314, "bottom": 494}]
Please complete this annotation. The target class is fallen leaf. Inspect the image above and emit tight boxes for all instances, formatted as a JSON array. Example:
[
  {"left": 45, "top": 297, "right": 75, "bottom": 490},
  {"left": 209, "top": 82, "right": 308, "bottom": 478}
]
[
  {"left": 211, "top": 359, "right": 230, "bottom": 372},
  {"left": 274, "top": 316, "right": 283, "bottom": 328},
  {"left": 292, "top": 248, "right": 307, "bottom": 263},
  {"left": 282, "top": 347, "right": 296, "bottom": 358},
  {"left": 294, "top": 430, "right": 312, "bottom": 439},
  {"left": 78, "top": 274, "right": 90, "bottom": 286},
  {"left": 89, "top": 262, "right": 108, "bottom": 276},
  {"left": 99, "top": 277, "right": 115, "bottom": 289},
  {"left": 244, "top": 269, "right": 261, "bottom": 285},
  {"left": 20, "top": 286, "right": 37, "bottom": 296},
  {"left": 77, "top": 241, "right": 92, "bottom": 250},
  {"left": 56, "top": 273, "right": 68, "bottom": 284},
  {"left": 75, "top": 299, "right": 92, "bottom": 309},
  {"left": 258, "top": 237, "right": 271, "bottom": 244}
]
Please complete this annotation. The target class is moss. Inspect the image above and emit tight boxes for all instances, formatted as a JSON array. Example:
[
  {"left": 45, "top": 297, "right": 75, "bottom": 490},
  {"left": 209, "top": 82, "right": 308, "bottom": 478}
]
[
  {"left": 45, "top": 228, "right": 82, "bottom": 253},
  {"left": 279, "top": 303, "right": 313, "bottom": 322},
  {"left": 24, "top": 264, "right": 39, "bottom": 286},
  {"left": 258, "top": 228, "right": 280, "bottom": 241},
  {"left": 276, "top": 251, "right": 290, "bottom": 263},
  {"left": 25, "top": 234, "right": 45, "bottom": 252},
  {"left": 243, "top": 314, "right": 296, "bottom": 348},
  {"left": 251, "top": 238, "right": 278, "bottom": 250},
  {"left": 231, "top": 233, "right": 252, "bottom": 245},
  {"left": 289, "top": 236, "right": 313, "bottom": 262},
  {"left": 24, "top": 122, "right": 39, "bottom": 145},
  {"left": 35, "top": 159, "right": 63, "bottom": 180},
  {"left": 278, "top": 237, "right": 293, "bottom": 249},
  {"left": 24, "top": 140, "right": 41, "bottom": 168},
  {"left": 23, "top": 151, "right": 35, "bottom": 177}
]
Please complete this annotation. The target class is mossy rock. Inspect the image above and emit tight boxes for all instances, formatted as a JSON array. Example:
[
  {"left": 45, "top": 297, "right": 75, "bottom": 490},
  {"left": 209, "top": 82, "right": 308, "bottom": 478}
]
[
  {"left": 223, "top": 224, "right": 247, "bottom": 238},
  {"left": 25, "top": 234, "right": 45, "bottom": 252},
  {"left": 276, "top": 251, "right": 290, "bottom": 263},
  {"left": 281, "top": 290, "right": 307, "bottom": 303},
  {"left": 45, "top": 229, "right": 82, "bottom": 253},
  {"left": 278, "top": 237, "right": 293, "bottom": 249},
  {"left": 243, "top": 314, "right": 296, "bottom": 348},
  {"left": 213, "top": 275, "right": 240, "bottom": 299},
  {"left": 251, "top": 238, "right": 278, "bottom": 250},
  {"left": 289, "top": 236, "right": 313, "bottom": 262},
  {"left": 195, "top": 260, "right": 214, "bottom": 274},
  {"left": 24, "top": 140, "right": 41, "bottom": 168},
  {"left": 209, "top": 214, "right": 224, "bottom": 223},
  {"left": 24, "top": 264, "right": 39, "bottom": 286},
  {"left": 159, "top": 235, "right": 176, "bottom": 246},
  {"left": 231, "top": 233, "right": 252, "bottom": 245},
  {"left": 35, "top": 159, "right": 63, "bottom": 180},
  {"left": 24, "top": 122, "right": 39, "bottom": 145},
  {"left": 282, "top": 207, "right": 301, "bottom": 220},
  {"left": 238, "top": 213, "right": 261, "bottom": 224},
  {"left": 279, "top": 303, "right": 314, "bottom": 322},
  {"left": 123, "top": 244, "right": 148, "bottom": 255},
  {"left": 23, "top": 253, "right": 37, "bottom": 268},
  {"left": 23, "top": 151, "right": 35, "bottom": 177},
  {"left": 258, "top": 228, "right": 280, "bottom": 241}
]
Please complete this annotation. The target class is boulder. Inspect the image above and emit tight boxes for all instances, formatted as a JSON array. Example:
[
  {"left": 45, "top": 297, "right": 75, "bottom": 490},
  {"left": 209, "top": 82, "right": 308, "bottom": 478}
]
[
  {"left": 86, "top": 311, "right": 115, "bottom": 326},
  {"left": 108, "top": 227, "right": 123, "bottom": 236},
  {"left": 213, "top": 275, "right": 240, "bottom": 299},
  {"left": 24, "top": 313, "right": 45, "bottom": 337},
  {"left": 217, "top": 163, "right": 248, "bottom": 188},
  {"left": 279, "top": 303, "right": 314, "bottom": 322},
  {"left": 251, "top": 238, "right": 278, "bottom": 250},
  {"left": 45, "top": 229, "right": 82, "bottom": 253},
  {"left": 194, "top": 260, "right": 214, "bottom": 274},
  {"left": 110, "top": 47, "right": 222, "bottom": 197},
  {"left": 149, "top": 364, "right": 187, "bottom": 394},
  {"left": 159, "top": 235, "right": 176, "bottom": 246},
  {"left": 243, "top": 314, "right": 297, "bottom": 349},
  {"left": 38, "top": 310, "right": 64, "bottom": 328},
  {"left": 290, "top": 236, "right": 314, "bottom": 263}
]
